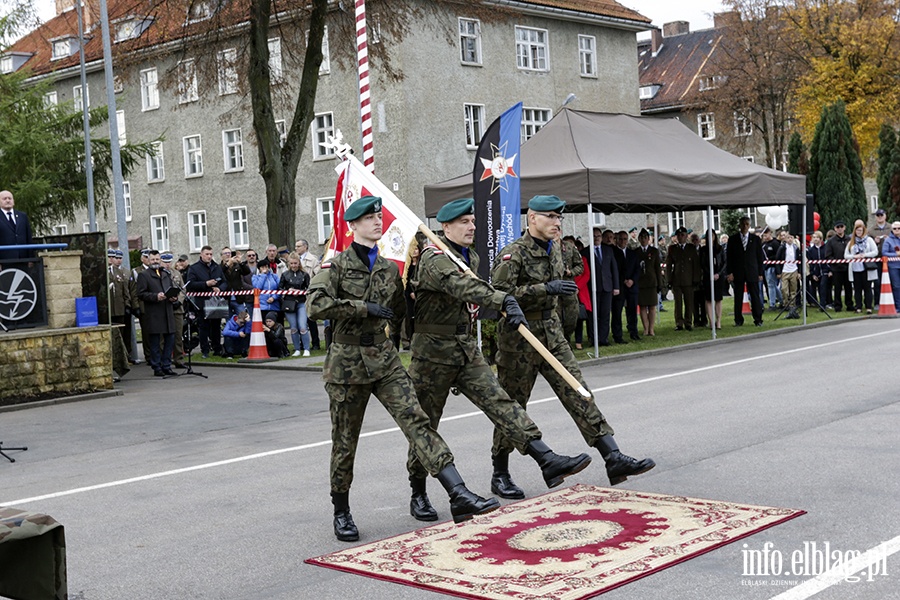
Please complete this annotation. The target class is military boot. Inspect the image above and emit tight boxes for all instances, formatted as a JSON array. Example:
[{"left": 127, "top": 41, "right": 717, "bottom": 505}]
[
  {"left": 331, "top": 490, "right": 359, "bottom": 542},
  {"left": 409, "top": 477, "right": 438, "bottom": 522},
  {"left": 490, "top": 453, "right": 525, "bottom": 499},
  {"left": 594, "top": 435, "right": 656, "bottom": 486},
  {"left": 436, "top": 464, "right": 500, "bottom": 523},
  {"left": 525, "top": 439, "right": 593, "bottom": 488}
]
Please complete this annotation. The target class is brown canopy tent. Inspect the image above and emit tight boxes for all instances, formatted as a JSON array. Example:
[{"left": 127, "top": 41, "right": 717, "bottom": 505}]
[
  {"left": 424, "top": 109, "right": 805, "bottom": 215},
  {"left": 423, "top": 109, "right": 808, "bottom": 348}
]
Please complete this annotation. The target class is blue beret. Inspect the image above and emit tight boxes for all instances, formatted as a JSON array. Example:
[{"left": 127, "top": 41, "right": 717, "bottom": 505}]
[
  {"left": 527, "top": 195, "right": 566, "bottom": 213},
  {"left": 107, "top": 248, "right": 117, "bottom": 257},
  {"left": 160, "top": 253, "right": 174, "bottom": 262},
  {"left": 436, "top": 198, "right": 475, "bottom": 223},
  {"left": 343, "top": 195, "right": 382, "bottom": 222},
  {"left": 114, "top": 249, "right": 124, "bottom": 258}
]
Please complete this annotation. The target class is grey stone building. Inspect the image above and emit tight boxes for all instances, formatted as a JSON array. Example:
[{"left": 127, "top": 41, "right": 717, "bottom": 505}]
[{"left": 6, "top": 0, "right": 651, "bottom": 257}]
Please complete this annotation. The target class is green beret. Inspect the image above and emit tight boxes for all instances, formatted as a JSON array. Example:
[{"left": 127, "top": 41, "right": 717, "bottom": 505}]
[
  {"left": 344, "top": 195, "right": 382, "bottom": 222},
  {"left": 436, "top": 198, "right": 475, "bottom": 223},
  {"left": 527, "top": 195, "right": 566, "bottom": 213}
]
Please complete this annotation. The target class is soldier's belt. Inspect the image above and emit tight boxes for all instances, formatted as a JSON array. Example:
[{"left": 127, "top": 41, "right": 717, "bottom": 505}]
[
  {"left": 415, "top": 323, "right": 470, "bottom": 335},
  {"left": 524, "top": 309, "right": 554, "bottom": 321},
  {"left": 332, "top": 332, "right": 388, "bottom": 346}
]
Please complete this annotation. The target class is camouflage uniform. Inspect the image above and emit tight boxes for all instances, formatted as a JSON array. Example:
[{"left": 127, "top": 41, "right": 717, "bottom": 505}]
[
  {"left": 557, "top": 238, "right": 584, "bottom": 340},
  {"left": 406, "top": 235, "right": 542, "bottom": 480},
  {"left": 490, "top": 232, "right": 615, "bottom": 456},
  {"left": 308, "top": 248, "right": 455, "bottom": 494}
]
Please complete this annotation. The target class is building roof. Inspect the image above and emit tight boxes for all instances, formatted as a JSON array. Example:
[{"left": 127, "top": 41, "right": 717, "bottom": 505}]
[
  {"left": 637, "top": 27, "right": 725, "bottom": 114},
  {"left": 6, "top": 0, "right": 650, "bottom": 79}
]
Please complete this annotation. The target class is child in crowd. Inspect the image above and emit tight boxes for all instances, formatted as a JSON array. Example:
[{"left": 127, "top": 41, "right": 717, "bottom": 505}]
[{"left": 262, "top": 311, "right": 290, "bottom": 358}]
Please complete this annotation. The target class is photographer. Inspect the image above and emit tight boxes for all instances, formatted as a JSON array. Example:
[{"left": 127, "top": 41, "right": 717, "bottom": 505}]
[
  {"left": 221, "top": 246, "right": 252, "bottom": 315},
  {"left": 279, "top": 252, "right": 311, "bottom": 356},
  {"left": 222, "top": 310, "right": 251, "bottom": 358}
]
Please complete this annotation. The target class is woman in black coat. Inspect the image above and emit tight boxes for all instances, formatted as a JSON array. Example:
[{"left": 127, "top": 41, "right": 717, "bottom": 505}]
[{"left": 699, "top": 229, "right": 727, "bottom": 329}]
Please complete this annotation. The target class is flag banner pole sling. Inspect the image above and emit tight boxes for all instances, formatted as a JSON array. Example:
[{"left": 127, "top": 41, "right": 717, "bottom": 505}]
[{"left": 325, "top": 133, "right": 590, "bottom": 398}]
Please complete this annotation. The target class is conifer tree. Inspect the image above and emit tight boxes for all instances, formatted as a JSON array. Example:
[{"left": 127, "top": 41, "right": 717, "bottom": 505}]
[{"left": 876, "top": 124, "right": 898, "bottom": 212}]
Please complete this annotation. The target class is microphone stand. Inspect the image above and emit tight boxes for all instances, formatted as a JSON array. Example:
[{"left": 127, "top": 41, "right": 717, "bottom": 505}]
[
  {"left": 180, "top": 286, "right": 207, "bottom": 378},
  {"left": 0, "top": 441, "right": 27, "bottom": 463}
]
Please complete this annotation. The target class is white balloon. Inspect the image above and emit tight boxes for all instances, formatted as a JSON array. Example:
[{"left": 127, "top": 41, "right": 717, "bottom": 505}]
[
  {"left": 757, "top": 206, "right": 772, "bottom": 216},
  {"left": 766, "top": 213, "right": 785, "bottom": 229}
]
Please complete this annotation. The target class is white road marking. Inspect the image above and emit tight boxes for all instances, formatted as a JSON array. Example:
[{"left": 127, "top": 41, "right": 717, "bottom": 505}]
[
  {"left": 768, "top": 535, "right": 900, "bottom": 600},
  {"left": 4, "top": 327, "right": 897, "bottom": 508}
]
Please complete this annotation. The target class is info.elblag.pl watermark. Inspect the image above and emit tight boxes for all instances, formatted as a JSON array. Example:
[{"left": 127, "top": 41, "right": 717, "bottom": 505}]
[{"left": 740, "top": 541, "right": 890, "bottom": 587}]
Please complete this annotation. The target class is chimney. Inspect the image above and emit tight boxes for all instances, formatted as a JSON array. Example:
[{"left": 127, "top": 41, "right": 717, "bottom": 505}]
[
  {"left": 713, "top": 11, "right": 741, "bottom": 29},
  {"left": 662, "top": 21, "right": 690, "bottom": 38},
  {"left": 651, "top": 28, "right": 663, "bottom": 55},
  {"left": 56, "top": 0, "right": 101, "bottom": 29}
]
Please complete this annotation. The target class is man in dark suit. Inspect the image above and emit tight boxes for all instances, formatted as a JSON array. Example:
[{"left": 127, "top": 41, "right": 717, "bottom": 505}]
[
  {"left": 613, "top": 230, "right": 641, "bottom": 341},
  {"left": 136, "top": 250, "right": 179, "bottom": 376},
  {"left": 580, "top": 228, "right": 619, "bottom": 346},
  {"left": 186, "top": 245, "right": 226, "bottom": 358},
  {"left": 0, "top": 190, "right": 34, "bottom": 262},
  {"left": 666, "top": 227, "right": 701, "bottom": 330},
  {"left": 726, "top": 216, "right": 765, "bottom": 326}
]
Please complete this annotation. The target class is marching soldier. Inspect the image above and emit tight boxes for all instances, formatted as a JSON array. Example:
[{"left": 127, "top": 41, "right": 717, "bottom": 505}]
[
  {"left": 490, "top": 195, "right": 655, "bottom": 493},
  {"left": 405, "top": 198, "right": 591, "bottom": 520},
  {"left": 307, "top": 195, "right": 498, "bottom": 542}
]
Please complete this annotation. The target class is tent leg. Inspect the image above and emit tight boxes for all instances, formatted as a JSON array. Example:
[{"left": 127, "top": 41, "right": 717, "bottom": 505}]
[
  {"left": 707, "top": 206, "right": 716, "bottom": 340},
  {"left": 588, "top": 205, "right": 599, "bottom": 358}
]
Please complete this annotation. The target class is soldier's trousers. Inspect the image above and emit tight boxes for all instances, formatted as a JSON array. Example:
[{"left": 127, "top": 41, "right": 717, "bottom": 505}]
[
  {"left": 325, "top": 364, "right": 455, "bottom": 493},
  {"left": 406, "top": 354, "right": 542, "bottom": 480},
  {"left": 494, "top": 341, "right": 613, "bottom": 456}
]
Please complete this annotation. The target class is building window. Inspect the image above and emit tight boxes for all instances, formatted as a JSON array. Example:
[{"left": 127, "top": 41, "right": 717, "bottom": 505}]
[
  {"left": 52, "top": 224, "right": 68, "bottom": 235},
  {"left": 83, "top": 222, "right": 90, "bottom": 233},
  {"left": 578, "top": 35, "right": 596, "bottom": 77},
  {"left": 140, "top": 68, "right": 159, "bottom": 111},
  {"left": 590, "top": 211, "right": 607, "bottom": 228},
  {"left": 223, "top": 129, "right": 244, "bottom": 172},
  {"left": 521, "top": 107, "right": 551, "bottom": 143},
  {"left": 311, "top": 112, "right": 335, "bottom": 159},
  {"left": 123, "top": 181, "right": 132, "bottom": 222},
  {"left": 51, "top": 39, "right": 73, "bottom": 61},
  {"left": 698, "top": 112, "right": 715, "bottom": 140},
  {"left": 734, "top": 110, "right": 752, "bottom": 137},
  {"left": 177, "top": 59, "right": 198, "bottom": 104},
  {"left": 702, "top": 209, "right": 722, "bottom": 232},
  {"left": 639, "top": 85, "right": 660, "bottom": 100},
  {"left": 745, "top": 207, "right": 758, "bottom": 228},
  {"left": 188, "top": 211, "right": 208, "bottom": 251},
  {"left": 320, "top": 27, "right": 331, "bottom": 74},
  {"left": 187, "top": 0, "right": 214, "bottom": 22},
  {"left": 275, "top": 119, "right": 287, "bottom": 147},
  {"left": 183, "top": 135, "right": 203, "bottom": 178},
  {"left": 316, "top": 197, "right": 334, "bottom": 244},
  {"left": 464, "top": 103, "right": 485, "bottom": 148},
  {"left": 151, "top": 215, "right": 169, "bottom": 252},
  {"left": 515, "top": 26, "right": 548, "bottom": 71},
  {"left": 217, "top": 48, "right": 238, "bottom": 95},
  {"left": 116, "top": 110, "right": 126, "bottom": 145},
  {"left": 668, "top": 211, "right": 686, "bottom": 232},
  {"left": 459, "top": 18, "right": 482, "bottom": 65},
  {"left": 114, "top": 17, "right": 150, "bottom": 43},
  {"left": 0, "top": 56, "right": 12, "bottom": 73},
  {"left": 73, "top": 84, "right": 89, "bottom": 111},
  {"left": 698, "top": 75, "right": 724, "bottom": 91},
  {"left": 228, "top": 206, "right": 249, "bottom": 248},
  {"left": 147, "top": 142, "right": 165, "bottom": 182},
  {"left": 43, "top": 91, "right": 58, "bottom": 106},
  {"left": 268, "top": 37, "right": 283, "bottom": 82}
]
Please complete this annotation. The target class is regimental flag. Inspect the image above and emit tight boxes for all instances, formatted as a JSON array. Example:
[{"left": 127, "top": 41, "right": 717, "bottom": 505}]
[
  {"left": 324, "top": 154, "right": 421, "bottom": 275},
  {"left": 473, "top": 102, "right": 523, "bottom": 281}
]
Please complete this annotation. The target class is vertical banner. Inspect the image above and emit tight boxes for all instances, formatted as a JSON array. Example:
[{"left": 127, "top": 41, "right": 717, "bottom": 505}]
[{"left": 473, "top": 102, "right": 523, "bottom": 280}]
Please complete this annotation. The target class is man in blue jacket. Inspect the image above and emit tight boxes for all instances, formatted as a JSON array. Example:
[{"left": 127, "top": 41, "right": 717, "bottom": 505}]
[{"left": 222, "top": 310, "right": 251, "bottom": 358}]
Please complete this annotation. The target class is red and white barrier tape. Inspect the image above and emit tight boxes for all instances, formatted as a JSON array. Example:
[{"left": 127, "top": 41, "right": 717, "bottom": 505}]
[{"left": 185, "top": 289, "right": 308, "bottom": 297}]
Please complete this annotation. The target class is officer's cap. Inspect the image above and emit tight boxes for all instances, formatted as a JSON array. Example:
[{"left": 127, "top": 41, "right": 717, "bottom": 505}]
[
  {"left": 160, "top": 253, "right": 174, "bottom": 262},
  {"left": 638, "top": 228, "right": 650, "bottom": 239},
  {"left": 140, "top": 248, "right": 151, "bottom": 256},
  {"left": 114, "top": 249, "right": 124, "bottom": 258},
  {"left": 343, "top": 196, "right": 382, "bottom": 222},
  {"left": 107, "top": 248, "right": 116, "bottom": 257},
  {"left": 675, "top": 226, "right": 688, "bottom": 235},
  {"left": 527, "top": 195, "right": 566, "bottom": 213},
  {"left": 436, "top": 198, "right": 475, "bottom": 223}
]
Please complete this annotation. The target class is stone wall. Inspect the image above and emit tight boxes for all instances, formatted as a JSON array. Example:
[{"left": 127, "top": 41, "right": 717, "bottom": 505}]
[
  {"left": 0, "top": 326, "right": 113, "bottom": 405},
  {"left": 39, "top": 250, "right": 83, "bottom": 329}
]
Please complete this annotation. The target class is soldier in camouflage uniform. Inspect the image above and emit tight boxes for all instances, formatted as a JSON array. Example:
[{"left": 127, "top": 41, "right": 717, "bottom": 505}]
[
  {"left": 308, "top": 195, "right": 499, "bottom": 542},
  {"left": 491, "top": 195, "right": 656, "bottom": 490},
  {"left": 405, "top": 198, "right": 591, "bottom": 518},
  {"left": 557, "top": 234, "right": 584, "bottom": 342}
]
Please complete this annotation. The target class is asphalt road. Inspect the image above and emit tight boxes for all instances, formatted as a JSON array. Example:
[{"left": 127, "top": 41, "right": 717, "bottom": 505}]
[{"left": 1, "top": 318, "right": 898, "bottom": 600}]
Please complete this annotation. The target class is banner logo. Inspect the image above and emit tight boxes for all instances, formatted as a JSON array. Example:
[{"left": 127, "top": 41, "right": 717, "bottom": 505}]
[{"left": 0, "top": 268, "right": 38, "bottom": 321}]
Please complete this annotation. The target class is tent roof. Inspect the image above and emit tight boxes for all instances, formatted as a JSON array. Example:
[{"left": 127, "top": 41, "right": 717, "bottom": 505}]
[{"left": 423, "top": 109, "right": 806, "bottom": 216}]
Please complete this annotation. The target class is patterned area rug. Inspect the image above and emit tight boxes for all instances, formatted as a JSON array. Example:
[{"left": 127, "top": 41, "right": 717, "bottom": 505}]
[{"left": 306, "top": 484, "right": 805, "bottom": 600}]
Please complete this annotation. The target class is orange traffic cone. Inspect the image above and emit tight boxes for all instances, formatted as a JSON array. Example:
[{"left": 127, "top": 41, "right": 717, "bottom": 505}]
[
  {"left": 240, "top": 289, "right": 277, "bottom": 362},
  {"left": 877, "top": 257, "right": 897, "bottom": 317},
  {"left": 742, "top": 284, "right": 752, "bottom": 314}
]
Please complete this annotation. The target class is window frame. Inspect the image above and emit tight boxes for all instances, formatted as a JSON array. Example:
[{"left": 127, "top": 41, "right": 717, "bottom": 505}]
[
  {"left": 578, "top": 34, "right": 597, "bottom": 78},
  {"left": 521, "top": 106, "right": 551, "bottom": 143},
  {"left": 222, "top": 128, "right": 245, "bottom": 172},
  {"left": 217, "top": 48, "right": 238, "bottom": 95},
  {"left": 51, "top": 39, "right": 73, "bottom": 61},
  {"left": 123, "top": 181, "right": 132, "bottom": 222},
  {"left": 140, "top": 67, "right": 159, "bottom": 111},
  {"left": 177, "top": 59, "right": 199, "bottom": 104},
  {"left": 43, "top": 91, "right": 58, "bottom": 106},
  {"left": 515, "top": 26, "right": 549, "bottom": 72},
  {"left": 187, "top": 210, "right": 208, "bottom": 252},
  {"left": 268, "top": 37, "right": 283, "bottom": 82},
  {"left": 311, "top": 112, "right": 335, "bottom": 160},
  {"left": 116, "top": 110, "right": 126, "bottom": 145},
  {"left": 668, "top": 211, "right": 686, "bottom": 233},
  {"left": 275, "top": 119, "right": 288, "bottom": 147},
  {"left": 0, "top": 56, "right": 12, "bottom": 74},
  {"left": 698, "top": 112, "right": 716, "bottom": 140},
  {"left": 702, "top": 209, "right": 722, "bottom": 232},
  {"left": 320, "top": 26, "right": 331, "bottom": 74},
  {"left": 463, "top": 103, "right": 485, "bottom": 149},
  {"left": 458, "top": 17, "right": 482, "bottom": 66},
  {"left": 73, "top": 83, "right": 89, "bottom": 111},
  {"left": 151, "top": 214, "right": 170, "bottom": 252},
  {"left": 316, "top": 197, "right": 335, "bottom": 244},
  {"left": 734, "top": 110, "right": 752, "bottom": 137},
  {"left": 183, "top": 134, "right": 204, "bottom": 178},
  {"left": 228, "top": 206, "right": 250, "bottom": 249},
  {"left": 147, "top": 141, "right": 165, "bottom": 183}
]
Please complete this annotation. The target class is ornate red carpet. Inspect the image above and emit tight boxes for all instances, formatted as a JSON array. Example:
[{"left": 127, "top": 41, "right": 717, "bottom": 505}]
[{"left": 305, "top": 484, "right": 805, "bottom": 599}]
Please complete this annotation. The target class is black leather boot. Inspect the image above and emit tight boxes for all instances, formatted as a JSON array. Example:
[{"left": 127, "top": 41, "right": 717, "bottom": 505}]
[
  {"left": 331, "top": 490, "right": 359, "bottom": 542},
  {"left": 594, "top": 435, "right": 656, "bottom": 485},
  {"left": 525, "top": 439, "right": 593, "bottom": 488},
  {"left": 490, "top": 453, "right": 525, "bottom": 499},
  {"left": 436, "top": 464, "right": 500, "bottom": 523},
  {"left": 409, "top": 477, "right": 438, "bottom": 522}
]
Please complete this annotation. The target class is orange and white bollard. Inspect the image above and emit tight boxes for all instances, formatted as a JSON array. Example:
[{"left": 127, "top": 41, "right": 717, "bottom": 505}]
[
  {"left": 742, "top": 284, "right": 752, "bottom": 315},
  {"left": 240, "top": 289, "right": 277, "bottom": 362},
  {"left": 877, "top": 257, "right": 897, "bottom": 317}
]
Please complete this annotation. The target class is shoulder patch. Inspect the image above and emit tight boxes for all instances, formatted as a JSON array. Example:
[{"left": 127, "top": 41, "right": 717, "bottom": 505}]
[
  {"left": 321, "top": 262, "right": 331, "bottom": 269},
  {"left": 502, "top": 254, "right": 512, "bottom": 261},
  {"left": 423, "top": 244, "right": 443, "bottom": 255}
]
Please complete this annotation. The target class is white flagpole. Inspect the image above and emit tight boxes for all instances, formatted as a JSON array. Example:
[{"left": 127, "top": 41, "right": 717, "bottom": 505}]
[{"left": 355, "top": 0, "right": 375, "bottom": 172}]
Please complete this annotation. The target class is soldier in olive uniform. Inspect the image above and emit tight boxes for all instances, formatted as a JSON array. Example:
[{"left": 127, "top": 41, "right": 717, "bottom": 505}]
[
  {"left": 161, "top": 253, "right": 186, "bottom": 368},
  {"left": 308, "top": 196, "right": 499, "bottom": 542},
  {"left": 666, "top": 226, "right": 702, "bottom": 331},
  {"left": 491, "top": 195, "right": 656, "bottom": 491},
  {"left": 405, "top": 198, "right": 591, "bottom": 520},
  {"left": 557, "top": 234, "right": 584, "bottom": 342},
  {"left": 108, "top": 248, "right": 135, "bottom": 358}
]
